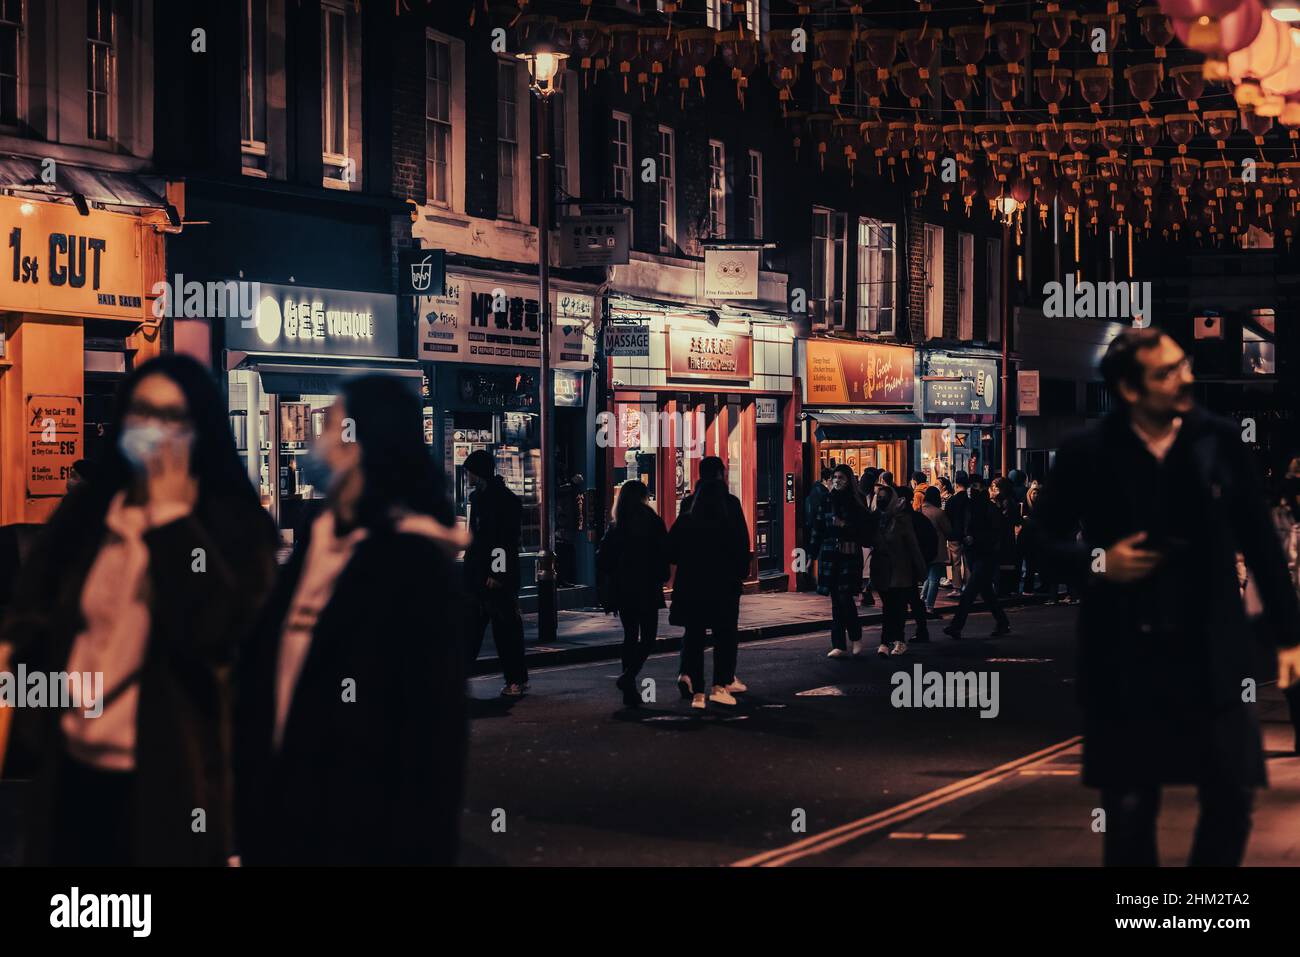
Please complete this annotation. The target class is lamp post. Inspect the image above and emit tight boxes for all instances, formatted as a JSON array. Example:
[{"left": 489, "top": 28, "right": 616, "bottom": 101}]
[
  {"left": 518, "top": 46, "right": 567, "bottom": 645},
  {"left": 996, "top": 195, "right": 1017, "bottom": 477}
]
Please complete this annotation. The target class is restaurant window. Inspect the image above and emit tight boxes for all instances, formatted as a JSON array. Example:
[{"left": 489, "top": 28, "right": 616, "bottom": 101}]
[
  {"left": 923, "top": 224, "right": 944, "bottom": 340},
  {"left": 958, "top": 232, "right": 974, "bottom": 341},
  {"left": 1244, "top": 308, "right": 1277, "bottom": 375},
  {"left": 241, "top": 0, "right": 268, "bottom": 175},
  {"left": 812, "top": 207, "right": 847, "bottom": 330},
  {"left": 747, "top": 150, "right": 763, "bottom": 240},
  {"left": 708, "top": 139, "right": 726, "bottom": 239},
  {"left": 447, "top": 405, "right": 542, "bottom": 553},
  {"left": 856, "top": 216, "right": 895, "bottom": 335},
  {"left": 658, "top": 125, "right": 676, "bottom": 254},
  {"left": 987, "top": 236, "right": 1003, "bottom": 343},
  {"left": 498, "top": 60, "right": 519, "bottom": 220},
  {"left": 613, "top": 395, "right": 664, "bottom": 517},
  {"left": 426, "top": 36, "right": 452, "bottom": 206},
  {"left": 0, "top": 0, "right": 20, "bottom": 127},
  {"left": 87, "top": 0, "right": 113, "bottom": 141}
]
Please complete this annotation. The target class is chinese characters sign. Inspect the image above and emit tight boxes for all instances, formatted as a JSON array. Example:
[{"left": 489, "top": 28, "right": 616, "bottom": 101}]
[
  {"left": 557, "top": 215, "right": 629, "bottom": 267},
  {"left": 922, "top": 354, "right": 998, "bottom": 419},
  {"left": 419, "top": 275, "right": 594, "bottom": 370},
  {"left": 26, "top": 395, "right": 81, "bottom": 497},
  {"left": 225, "top": 283, "right": 400, "bottom": 358},
  {"left": 804, "top": 339, "right": 915, "bottom": 406},
  {"left": 665, "top": 326, "right": 753, "bottom": 381}
]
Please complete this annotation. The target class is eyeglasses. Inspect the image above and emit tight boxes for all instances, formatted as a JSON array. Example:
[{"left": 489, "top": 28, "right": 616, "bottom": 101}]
[
  {"left": 125, "top": 399, "right": 191, "bottom": 426},
  {"left": 1150, "top": 355, "right": 1193, "bottom": 383}
]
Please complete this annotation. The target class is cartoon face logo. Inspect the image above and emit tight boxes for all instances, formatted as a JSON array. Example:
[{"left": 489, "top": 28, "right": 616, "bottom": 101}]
[{"left": 717, "top": 259, "right": 747, "bottom": 281}]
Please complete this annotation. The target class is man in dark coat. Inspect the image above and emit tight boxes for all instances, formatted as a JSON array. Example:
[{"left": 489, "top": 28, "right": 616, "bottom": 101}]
[
  {"left": 1031, "top": 328, "right": 1300, "bottom": 867},
  {"left": 461, "top": 450, "right": 528, "bottom": 697},
  {"left": 942, "top": 475, "right": 1012, "bottom": 640}
]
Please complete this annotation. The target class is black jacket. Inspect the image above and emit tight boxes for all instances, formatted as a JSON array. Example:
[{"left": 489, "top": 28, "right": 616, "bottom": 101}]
[
  {"left": 463, "top": 476, "right": 522, "bottom": 598},
  {"left": 668, "top": 487, "right": 751, "bottom": 630},
  {"left": 234, "top": 519, "right": 467, "bottom": 865},
  {"left": 596, "top": 507, "right": 670, "bottom": 615},
  {"left": 2, "top": 488, "right": 276, "bottom": 865},
  {"left": 1031, "top": 408, "right": 1300, "bottom": 787}
]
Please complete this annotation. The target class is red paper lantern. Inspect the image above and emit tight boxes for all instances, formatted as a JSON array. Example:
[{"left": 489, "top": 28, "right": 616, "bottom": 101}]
[
  {"left": 1139, "top": 6, "right": 1176, "bottom": 59},
  {"left": 1124, "top": 62, "right": 1164, "bottom": 112},
  {"left": 766, "top": 29, "right": 804, "bottom": 105},
  {"left": 859, "top": 28, "right": 899, "bottom": 81},
  {"left": 901, "top": 26, "right": 943, "bottom": 79},
  {"left": 1037, "top": 122, "right": 1067, "bottom": 158},
  {"left": 1033, "top": 9, "right": 1076, "bottom": 63},
  {"left": 1131, "top": 116, "right": 1165, "bottom": 154},
  {"left": 1171, "top": 0, "right": 1261, "bottom": 56},
  {"left": 1169, "top": 64, "right": 1207, "bottom": 110},
  {"left": 718, "top": 29, "right": 760, "bottom": 105},
  {"left": 1035, "top": 67, "right": 1072, "bottom": 116},
  {"left": 941, "top": 66, "right": 975, "bottom": 112},
  {"left": 986, "top": 64, "right": 1021, "bottom": 112},
  {"left": 1064, "top": 121, "right": 1095, "bottom": 153},
  {"left": 892, "top": 61, "right": 928, "bottom": 109},
  {"left": 991, "top": 21, "right": 1033, "bottom": 72},
  {"left": 1077, "top": 68, "right": 1114, "bottom": 115},
  {"left": 854, "top": 59, "right": 887, "bottom": 108}
]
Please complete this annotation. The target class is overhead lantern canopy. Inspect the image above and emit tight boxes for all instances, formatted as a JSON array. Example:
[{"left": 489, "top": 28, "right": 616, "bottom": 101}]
[
  {"left": 813, "top": 29, "right": 853, "bottom": 106},
  {"left": 717, "top": 29, "right": 760, "bottom": 106},
  {"left": 766, "top": 29, "right": 804, "bottom": 109}
]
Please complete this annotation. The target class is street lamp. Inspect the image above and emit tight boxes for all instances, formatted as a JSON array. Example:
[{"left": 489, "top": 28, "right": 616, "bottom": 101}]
[
  {"left": 518, "top": 45, "right": 568, "bottom": 644},
  {"left": 996, "top": 195, "right": 1017, "bottom": 477}
]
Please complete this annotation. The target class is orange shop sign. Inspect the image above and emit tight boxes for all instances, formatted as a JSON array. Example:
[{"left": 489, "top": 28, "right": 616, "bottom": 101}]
[
  {"left": 0, "top": 196, "right": 146, "bottom": 320},
  {"left": 665, "top": 326, "right": 753, "bottom": 381},
  {"left": 805, "top": 339, "right": 916, "bottom": 406}
]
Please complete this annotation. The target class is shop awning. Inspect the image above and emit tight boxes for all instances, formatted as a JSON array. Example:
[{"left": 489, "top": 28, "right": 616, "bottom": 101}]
[
  {"left": 234, "top": 354, "right": 423, "bottom": 396},
  {"left": 0, "top": 156, "right": 168, "bottom": 209},
  {"left": 807, "top": 410, "right": 923, "bottom": 441}
]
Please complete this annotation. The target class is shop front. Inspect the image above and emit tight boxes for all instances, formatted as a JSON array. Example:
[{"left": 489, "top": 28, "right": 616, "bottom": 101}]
[
  {"left": 606, "top": 301, "right": 797, "bottom": 586},
  {"left": 918, "top": 350, "right": 1000, "bottom": 482},
  {"left": 0, "top": 194, "right": 165, "bottom": 525},
  {"left": 417, "top": 269, "right": 597, "bottom": 591},
  {"left": 223, "top": 282, "right": 417, "bottom": 542},
  {"left": 800, "top": 338, "right": 920, "bottom": 486}
]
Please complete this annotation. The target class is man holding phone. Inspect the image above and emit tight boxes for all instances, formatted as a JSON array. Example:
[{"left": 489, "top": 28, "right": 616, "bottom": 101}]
[{"left": 1032, "top": 327, "right": 1300, "bottom": 867}]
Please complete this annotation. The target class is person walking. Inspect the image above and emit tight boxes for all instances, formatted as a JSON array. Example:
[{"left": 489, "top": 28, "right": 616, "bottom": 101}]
[
  {"left": 859, "top": 467, "right": 881, "bottom": 606},
  {"left": 1030, "top": 328, "right": 1300, "bottom": 867},
  {"left": 669, "top": 478, "right": 751, "bottom": 710},
  {"left": 555, "top": 472, "right": 584, "bottom": 587},
  {"left": 920, "top": 486, "right": 954, "bottom": 611},
  {"left": 235, "top": 376, "right": 469, "bottom": 865},
  {"left": 942, "top": 475, "right": 1013, "bottom": 640},
  {"left": 901, "top": 492, "right": 936, "bottom": 641},
  {"left": 0, "top": 354, "right": 277, "bottom": 866},
  {"left": 910, "top": 470, "right": 931, "bottom": 512},
  {"left": 812, "top": 465, "right": 876, "bottom": 658},
  {"left": 461, "top": 449, "right": 528, "bottom": 697},
  {"left": 804, "top": 467, "right": 832, "bottom": 590},
  {"left": 870, "top": 485, "right": 927, "bottom": 656},
  {"left": 945, "top": 471, "right": 971, "bottom": 596},
  {"left": 597, "top": 481, "right": 670, "bottom": 708},
  {"left": 991, "top": 476, "right": 1023, "bottom": 596}
]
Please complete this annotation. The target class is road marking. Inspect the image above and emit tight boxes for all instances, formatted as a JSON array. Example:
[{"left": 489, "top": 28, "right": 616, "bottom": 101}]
[
  {"left": 889, "top": 832, "right": 966, "bottom": 841},
  {"left": 1018, "top": 768, "right": 1078, "bottom": 776},
  {"left": 730, "top": 735, "right": 1083, "bottom": 867}
]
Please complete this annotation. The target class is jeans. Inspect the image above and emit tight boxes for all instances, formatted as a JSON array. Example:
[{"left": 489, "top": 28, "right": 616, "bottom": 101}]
[
  {"left": 829, "top": 591, "right": 862, "bottom": 650},
  {"left": 880, "top": 588, "right": 911, "bottom": 645},
  {"left": 947, "top": 553, "right": 1010, "bottom": 634},
  {"left": 680, "top": 622, "right": 739, "bottom": 691},
  {"left": 921, "top": 562, "right": 944, "bottom": 610},
  {"left": 619, "top": 608, "right": 659, "bottom": 682},
  {"left": 1101, "top": 784, "right": 1254, "bottom": 867},
  {"left": 465, "top": 593, "right": 528, "bottom": 686}
]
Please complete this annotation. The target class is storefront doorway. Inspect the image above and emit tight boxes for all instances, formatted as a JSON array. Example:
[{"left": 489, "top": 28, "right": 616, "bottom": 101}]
[
  {"left": 756, "top": 423, "right": 784, "bottom": 575},
  {"left": 815, "top": 438, "right": 907, "bottom": 481}
]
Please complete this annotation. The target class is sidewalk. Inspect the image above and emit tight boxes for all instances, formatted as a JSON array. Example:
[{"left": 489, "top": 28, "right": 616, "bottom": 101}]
[{"left": 472, "top": 586, "right": 1054, "bottom": 675}]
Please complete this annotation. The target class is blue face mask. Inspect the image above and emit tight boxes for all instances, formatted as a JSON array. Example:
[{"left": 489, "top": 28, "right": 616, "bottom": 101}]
[
  {"left": 118, "top": 423, "right": 170, "bottom": 470},
  {"left": 299, "top": 447, "right": 334, "bottom": 492}
]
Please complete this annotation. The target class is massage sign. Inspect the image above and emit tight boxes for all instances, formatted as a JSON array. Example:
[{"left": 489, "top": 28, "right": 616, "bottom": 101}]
[{"left": 0, "top": 196, "right": 147, "bottom": 319}]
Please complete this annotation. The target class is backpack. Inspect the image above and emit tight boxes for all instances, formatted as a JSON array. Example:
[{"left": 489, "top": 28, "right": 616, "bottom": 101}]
[{"left": 911, "top": 511, "right": 938, "bottom": 564}]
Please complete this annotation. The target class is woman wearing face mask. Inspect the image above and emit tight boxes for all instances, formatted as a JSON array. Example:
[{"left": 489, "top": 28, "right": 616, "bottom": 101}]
[
  {"left": 812, "top": 465, "right": 876, "bottom": 658},
  {"left": 234, "top": 375, "right": 470, "bottom": 865},
  {"left": 0, "top": 355, "right": 277, "bottom": 865}
]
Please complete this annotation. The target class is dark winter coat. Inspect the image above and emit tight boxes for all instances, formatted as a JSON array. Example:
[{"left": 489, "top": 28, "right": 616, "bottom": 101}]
[
  {"left": 234, "top": 519, "right": 467, "bottom": 865},
  {"left": 869, "top": 504, "right": 927, "bottom": 590},
  {"left": 668, "top": 484, "right": 751, "bottom": 631},
  {"left": 597, "top": 507, "right": 670, "bottom": 615},
  {"left": 463, "top": 476, "right": 522, "bottom": 598},
  {"left": 2, "top": 488, "right": 277, "bottom": 866},
  {"left": 812, "top": 489, "right": 876, "bottom": 597},
  {"left": 1030, "top": 408, "right": 1300, "bottom": 788}
]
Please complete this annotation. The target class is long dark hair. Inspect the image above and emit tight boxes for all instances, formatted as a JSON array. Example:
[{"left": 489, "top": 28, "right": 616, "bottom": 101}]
[
  {"left": 832, "top": 464, "right": 867, "bottom": 510},
  {"left": 614, "top": 480, "right": 649, "bottom": 529},
  {"left": 687, "top": 476, "right": 729, "bottom": 522},
  {"left": 339, "top": 375, "right": 454, "bottom": 530}
]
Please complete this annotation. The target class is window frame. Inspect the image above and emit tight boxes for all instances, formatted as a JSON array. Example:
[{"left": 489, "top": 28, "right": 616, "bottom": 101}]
[
  {"left": 658, "top": 124, "right": 677, "bottom": 255},
  {"left": 320, "top": 0, "right": 350, "bottom": 182},
  {"left": 241, "top": 0, "right": 269, "bottom": 175},
  {"left": 957, "top": 231, "right": 974, "bottom": 341},
  {"left": 812, "top": 206, "right": 847, "bottom": 331},
  {"left": 0, "top": 0, "right": 22, "bottom": 130},
  {"left": 425, "top": 34, "right": 453, "bottom": 207},
  {"left": 923, "top": 223, "right": 945, "bottom": 340},
  {"left": 708, "top": 138, "right": 726, "bottom": 240},
  {"left": 856, "top": 216, "right": 896, "bottom": 337},
  {"left": 497, "top": 58, "right": 521, "bottom": 221},
  {"left": 86, "top": 0, "right": 114, "bottom": 142},
  {"left": 747, "top": 149, "right": 763, "bottom": 241}
]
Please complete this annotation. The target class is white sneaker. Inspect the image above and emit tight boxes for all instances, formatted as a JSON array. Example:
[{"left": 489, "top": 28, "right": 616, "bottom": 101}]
[
  {"left": 725, "top": 677, "right": 748, "bottom": 693},
  {"left": 827, "top": 648, "right": 847, "bottom": 658},
  {"left": 709, "top": 686, "right": 738, "bottom": 706},
  {"left": 850, "top": 640, "right": 863, "bottom": 657},
  {"left": 890, "top": 641, "right": 908, "bottom": 656},
  {"left": 691, "top": 693, "right": 707, "bottom": 710},
  {"left": 876, "top": 643, "right": 890, "bottom": 657}
]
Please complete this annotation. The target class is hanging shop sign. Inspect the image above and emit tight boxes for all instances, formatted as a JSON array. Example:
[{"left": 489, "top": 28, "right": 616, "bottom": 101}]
[
  {"left": 0, "top": 196, "right": 146, "bottom": 321},
  {"left": 1018, "top": 369, "right": 1041, "bottom": 416},
  {"left": 924, "top": 379, "right": 975, "bottom": 416},
  {"left": 557, "top": 214, "right": 630, "bottom": 267},
  {"left": 804, "top": 339, "right": 915, "bottom": 406},
  {"left": 756, "top": 396, "right": 780, "bottom": 424},
  {"left": 665, "top": 326, "right": 753, "bottom": 381},
  {"left": 398, "top": 247, "right": 446, "bottom": 297},
  {"left": 25, "top": 394, "right": 81, "bottom": 497},
  {"left": 554, "top": 369, "right": 585, "bottom": 407},
  {"left": 703, "top": 247, "right": 760, "bottom": 300},
  {"left": 418, "top": 274, "right": 594, "bottom": 370},
  {"left": 922, "top": 354, "right": 999, "bottom": 418},
  {"left": 226, "top": 283, "right": 400, "bottom": 359},
  {"left": 604, "top": 321, "right": 650, "bottom": 357}
]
